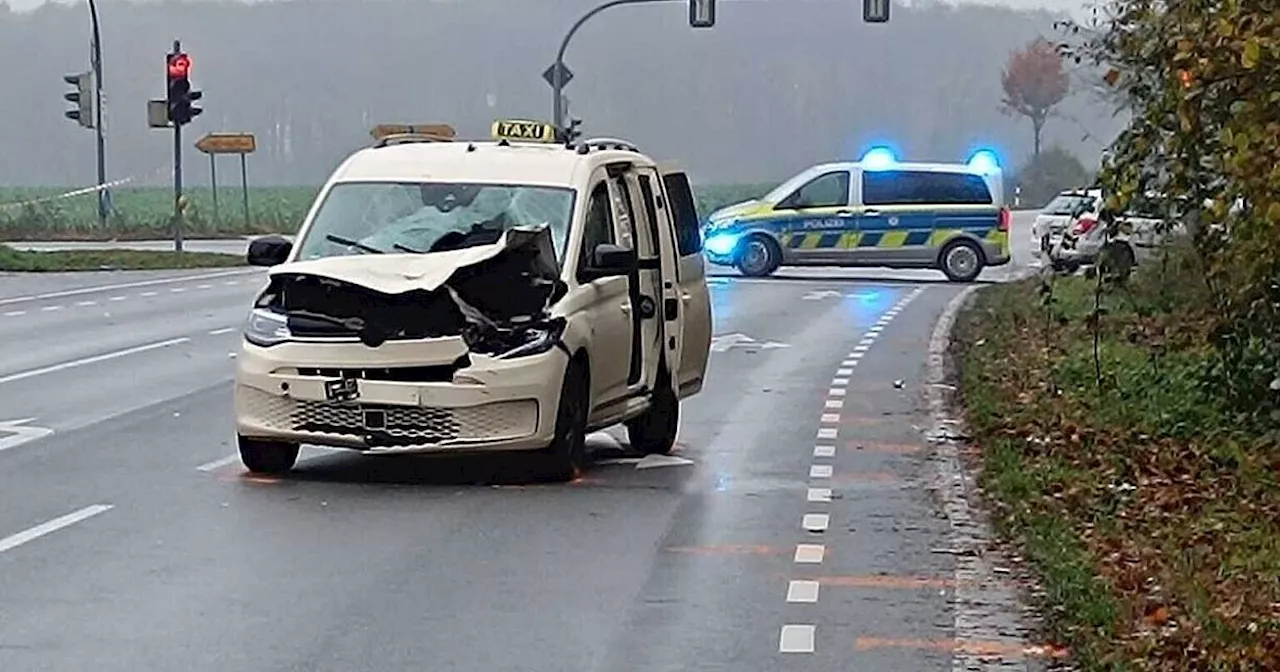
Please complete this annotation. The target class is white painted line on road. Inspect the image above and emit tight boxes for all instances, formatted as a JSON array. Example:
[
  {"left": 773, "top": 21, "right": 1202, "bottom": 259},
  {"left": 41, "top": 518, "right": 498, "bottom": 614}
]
[
  {"left": 224, "top": 280, "right": 241, "bottom": 286},
  {"left": 831, "top": 377, "right": 849, "bottom": 386},
  {"left": 140, "top": 291, "right": 158, "bottom": 297},
  {"left": 0, "top": 269, "right": 257, "bottom": 306},
  {"left": 813, "top": 445, "right": 835, "bottom": 458},
  {"left": 807, "top": 487, "right": 832, "bottom": 502},
  {"left": 208, "top": 327, "right": 235, "bottom": 336},
  {"left": 794, "top": 543, "right": 825, "bottom": 564},
  {"left": 816, "top": 428, "right": 837, "bottom": 440},
  {"left": 824, "top": 399, "right": 843, "bottom": 409},
  {"left": 0, "top": 504, "right": 113, "bottom": 554},
  {"left": 3, "top": 310, "right": 26, "bottom": 317},
  {"left": 820, "top": 413, "right": 840, "bottom": 424},
  {"left": 802, "top": 513, "right": 829, "bottom": 532},
  {"left": 828, "top": 388, "right": 846, "bottom": 397},
  {"left": 779, "top": 624, "right": 816, "bottom": 653},
  {"left": 196, "top": 284, "right": 212, "bottom": 289},
  {"left": 853, "top": 344, "right": 870, "bottom": 352},
  {"left": 841, "top": 359, "right": 857, "bottom": 366},
  {"left": 108, "top": 296, "right": 127, "bottom": 301},
  {"left": 787, "top": 580, "right": 821, "bottom": 603},
  {"left": 74, "top": 300, "right": 97, "bottom": 307},
  {"left": 196, "top": 454, "right": 239, "bottom": 472},
  {"left": 836, "top": 367, "right": 853, "bottom": 376},
  {"left": 170, "top": 287, "right": 186, "bottom": 293},
  {"left": 0, "top": 337, "right": 191, "bottom": 385},
  {"left": 869, "top": 325, "right": 883, "bottom": 333},
  {"left": 810, "top": 465, "right": 833, "bottom": 479},
  {"left": 40, "top": 305, "right": 61, "bottom": 312}
]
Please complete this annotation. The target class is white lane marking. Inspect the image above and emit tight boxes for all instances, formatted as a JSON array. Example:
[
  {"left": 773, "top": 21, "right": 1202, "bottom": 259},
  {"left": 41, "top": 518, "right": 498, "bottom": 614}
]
[
  {"left": 836, "top": 368, "right": 853, "bottom": 376},
  {"left": 0, "top": 418, "right": 54, "bottom": 452},
  {"left": 813, "top": 445, "right": 835, "bottom": 458},
  {"left": 828, "top": 388, "right": 846, "bottom": 397},
  {"left": 196, "top": 454, "right": 239, "bottom": 472},
  {"left": 779, "top": 624, "right": 816, "bottom": 653},
  {"left": 224, "top": 280, "right": 241, "bottom": 286},
  {"left": 794, "top": 543, "right": 825, "bottom": 564},
  {"left": 819, "top": 413, "right": 840, "bottom": 424},
  {"left": 40, "top": 305, "right": 61, "bottom": 312},
  {"left": 807, "top": 487, "right": 832, "bottom": 502},
  {"left": 170, "top": 287, "right": 186, "bottom": 293},
  {"left": 3, "top": 310, "right": 26, "bottom": 317},
  {"left": 196, "top": 284, "right": 212, "bottom": 289},
  {"left": 208, "top": 327, "right": 235, "bottom": 336},
  {"left": 802, "top": 513, "right": 829, "bottom": 532},
  {"left": 810, "top": 464, "right": 833, "bottom": 479},
  {"left": 831, "top": 377, "right": 849, "bottom": 386},
  {"left": 816, "top": 428, "right": 837, "bottom": 440},
  {"left": 0, "top": 269, "right": 258, "bottom": 306},
  {"left": 140, "top": 291, "right": 158, "bottom": 297},
  {"left": 108, "top": 296, "right": 127, "bottom": 302},
  {"left": 787, "top": 580, "right": 821, "bottom": 603},
  {"left": 0, "top": 504, "right": 113, "bottom": 554},
  {"left": 869, "top": 325, "right": 883, "bottom": 332},
  {"left": 74, "top": 300, "right": 97, "bottom": 307},
  {"left": 840, "top": 359, "right": 857, "bottom": 366},
  {"left": 0, "top": 337, "right": 191, "bottom": 385},
  {"left": 824, "top": 399, "right": 843, "bottom": 409},
  {"left": 853, "top": 344, "right": 870, "bottom": 352}
]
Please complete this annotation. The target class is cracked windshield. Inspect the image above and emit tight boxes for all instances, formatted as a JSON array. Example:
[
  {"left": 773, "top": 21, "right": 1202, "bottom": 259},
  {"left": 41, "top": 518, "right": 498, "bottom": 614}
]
[{"left": 1, "top": 0, "right": 1275, "bottom": 671}]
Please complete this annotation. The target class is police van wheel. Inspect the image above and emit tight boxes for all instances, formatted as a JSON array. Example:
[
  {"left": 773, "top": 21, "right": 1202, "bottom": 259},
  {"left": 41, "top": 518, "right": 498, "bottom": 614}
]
[
  {"left": 939, "top": 240, "right": 985, "bottom": 283},
  {"left": 626, "top": 368, "right": 679, "bottom": 456},
  {"left": 238, "top": 436, "right": 300, "bottom": 475},
  {"left": 736, "top": 235, "right": 781, "bottom": 277},
  {"left": 544, "top": 358, "right": 590, "bottom": 482}
]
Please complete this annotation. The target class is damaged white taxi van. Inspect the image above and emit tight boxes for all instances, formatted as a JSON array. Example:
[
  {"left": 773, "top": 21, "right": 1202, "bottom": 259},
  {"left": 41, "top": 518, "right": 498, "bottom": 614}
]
[{"left": 233, "top": 120, "right": 713, "bottom": 480}]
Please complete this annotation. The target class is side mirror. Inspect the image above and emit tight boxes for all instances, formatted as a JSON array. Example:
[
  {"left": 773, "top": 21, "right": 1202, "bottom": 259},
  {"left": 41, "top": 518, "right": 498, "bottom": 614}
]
[
  {"left": 247, "top": 235, "right": 293, "bottom": 267},
  {"left": 584, "top": 243, "right": 637, "bottom": 278}
]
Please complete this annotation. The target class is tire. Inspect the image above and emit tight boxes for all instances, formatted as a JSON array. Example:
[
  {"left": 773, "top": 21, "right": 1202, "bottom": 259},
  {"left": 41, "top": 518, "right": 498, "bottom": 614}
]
[
  {"left": 939, "top": 239, "right": 985, "bottom": 283},
  {"left": 544, "top": 357, "right": 590, "bottom": 482},
  {"left": 238, "top": 436, "right": 300, "bottom": 475},
  {"left": 1101, "top": 241, "right": 1136, "bottom": 280},
  {"left": 734, "top": 234, "right": 781, "bottom": 278},
  {"left": 626, "top": 368, "right": 679, "bottom": 456}
]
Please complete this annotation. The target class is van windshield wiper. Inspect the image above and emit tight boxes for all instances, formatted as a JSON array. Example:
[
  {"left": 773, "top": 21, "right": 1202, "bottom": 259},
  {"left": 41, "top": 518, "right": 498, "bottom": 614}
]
[{"left": 326, "top": 234, "right": 384, "bottom": 254}]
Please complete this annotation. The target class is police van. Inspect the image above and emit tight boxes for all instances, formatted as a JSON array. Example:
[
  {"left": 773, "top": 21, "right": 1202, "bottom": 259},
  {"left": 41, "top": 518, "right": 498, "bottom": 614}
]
[
  {"left": 701, "top": 148, "right": 1012, "bottom": 282},
  {"left": 232, "top": 119, "right": 713, "bottom": 481}
]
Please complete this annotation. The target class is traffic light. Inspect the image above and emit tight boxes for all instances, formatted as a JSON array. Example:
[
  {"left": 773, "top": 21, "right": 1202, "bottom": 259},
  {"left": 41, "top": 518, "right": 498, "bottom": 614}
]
[
  {"left": 689, "top": 0, "right": 715, "bottom": 28},
  {"left": 566, "top": 118, "right": 583, "bottom": 143},
  {"left": 864, "top": 0, "right": 890, "bottom": 23},
  {"left": 166, "top": 51, "right": 203, "bottom": 126},
  {"left": 63, "top": 71, "right": 94, "bottom": 129}
]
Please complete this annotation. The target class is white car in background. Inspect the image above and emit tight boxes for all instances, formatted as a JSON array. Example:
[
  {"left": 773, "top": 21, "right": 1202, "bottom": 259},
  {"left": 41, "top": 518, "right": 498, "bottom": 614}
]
[{"left": 1030, "top": 188, "right": 1099, "bottom": 263}]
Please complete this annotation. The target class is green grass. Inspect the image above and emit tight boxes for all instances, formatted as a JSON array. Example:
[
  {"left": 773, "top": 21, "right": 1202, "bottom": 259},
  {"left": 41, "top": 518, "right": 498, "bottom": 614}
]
[
  {"left": 953, "top": 274, "right": 1280, "bottom": 670},
  {"left": 0, "top": 183, "right": 776, "bottom": 241},
  {"left": 0, "top": 245, "right": 247, "bottom": 272}
]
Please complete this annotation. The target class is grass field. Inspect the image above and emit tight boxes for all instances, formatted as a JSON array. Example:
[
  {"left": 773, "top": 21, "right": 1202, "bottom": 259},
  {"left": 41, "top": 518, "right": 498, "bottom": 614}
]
[{"left": 0, "top": 183, "right": 776, "bottom": 241}]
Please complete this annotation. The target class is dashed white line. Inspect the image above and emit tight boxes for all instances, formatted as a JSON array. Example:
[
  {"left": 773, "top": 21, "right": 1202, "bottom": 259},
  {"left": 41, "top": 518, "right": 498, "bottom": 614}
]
[
  {"left": 787, "top": 580, "right": 821, "bottom": 603},
  {"left": 108, "top": 296, "right": 127, "bottom": 302},
  {"left": 40, "top": 305, "right": 61, "bottom": 312},
  {"left": 816, "top": 428, "right": 838, "bottom": 440},
  {"left": 828, "top": 388, "right": 846, "bottom": 397},
  {"left": 3, "top": 310, "right": 26, "bottom": 317},
  {"left": 802, "top": 513, "right": 829, "bottom": 532},
  {"left": 779, "top": 624, "right": 816, "bottom": 653},
  {"left": 170, "top": 287, "right": 186, "bottom": 293},
  {"left": 0, "top": 504, "right": 113, "bottom": 554},
  {"left": 813, "top": 445, "right": 835, "bottom": 458},
  {"left": 835, "top": 367, "right": 853, "bottom": 376},
  {"left": 196, "top": 284, "right": 212, "bottom": 289},
  {"left": 824, "top": 399, "right": 843, "bottom": 409},
  {"left": 0, "top": 269, "right": 256, "bottom": 306},
  {"left": 840, "top": 359, "right": 857, "bottom": 366},
  {"left": 223, "top": 280, "right": 240, "bottom": 286},
  {"left": 0, "top": 337, "right": 191, "bottom": 385},
  {"left": 819, "top": 413, "right": 840, "bottom": 424},
  {"left": 831, "top": 377, "right": 849, "bottom": 386},
  {"left": 196, "top": 454, "right": 239, "bottom": 472},
  {"left": 809, "top": 464, "right": 833, "bottom": 479},
  {"left": 852, "top": 344, "right": 870, "bottom": 352},
  {"left": 74, "top": 300, "right": 97, "bottom": 307},
  {"left": 794, "top": 543, "right": 825, "bottom": 564},
  {"left": 807, "top": 487, "right": 832, "bottom": 502},
  {"left": 208, "top": 327, "right": 235, "bottom": 336},
  {"left": 140, "top": 291, "right": 158, "bottom": 297}
]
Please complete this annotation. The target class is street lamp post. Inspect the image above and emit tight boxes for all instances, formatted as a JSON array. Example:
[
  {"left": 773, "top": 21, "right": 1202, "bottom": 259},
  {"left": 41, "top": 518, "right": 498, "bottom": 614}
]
[{"left": 88, "top": 0, "right": 108, "bottom": 229}]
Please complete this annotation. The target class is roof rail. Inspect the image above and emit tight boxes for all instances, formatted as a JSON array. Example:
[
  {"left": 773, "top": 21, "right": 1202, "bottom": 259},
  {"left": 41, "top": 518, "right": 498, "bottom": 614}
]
[
  {"left": 374, "top": 132, "right": 455, "bottom": 148},
  {"left": 583, "top": 137, "right": 640, "bottom": 153}
]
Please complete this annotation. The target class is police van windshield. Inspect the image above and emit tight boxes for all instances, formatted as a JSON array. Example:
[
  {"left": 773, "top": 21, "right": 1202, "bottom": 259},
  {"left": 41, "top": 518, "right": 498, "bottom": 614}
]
[{"left": 294, "top": 181, "right": 576, "bottom": 262}]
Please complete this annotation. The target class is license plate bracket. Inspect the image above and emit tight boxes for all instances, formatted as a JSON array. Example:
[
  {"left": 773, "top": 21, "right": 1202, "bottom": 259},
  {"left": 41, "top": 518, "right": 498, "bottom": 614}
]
[{"left": 324, "top": 377, "right": 360, "bottom": 403}]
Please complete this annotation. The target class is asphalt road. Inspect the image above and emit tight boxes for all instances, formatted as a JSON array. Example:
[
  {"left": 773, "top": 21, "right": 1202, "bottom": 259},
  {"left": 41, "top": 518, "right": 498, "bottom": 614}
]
[{"left": 0, "top": 213, "right": 1039, "bottom": 671}]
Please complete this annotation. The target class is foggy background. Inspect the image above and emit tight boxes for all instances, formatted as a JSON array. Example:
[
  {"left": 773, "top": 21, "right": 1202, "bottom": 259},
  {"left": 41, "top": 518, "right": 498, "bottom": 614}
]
[{"left": 0, "top": 0, "right": 1121, "bottom": 187}]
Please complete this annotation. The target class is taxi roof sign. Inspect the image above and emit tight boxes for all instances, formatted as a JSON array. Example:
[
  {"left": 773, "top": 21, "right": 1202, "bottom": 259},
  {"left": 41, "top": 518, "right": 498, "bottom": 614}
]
[
  {"left": 491, "top": 119, "right": 558, "bottom": 143},
  {"left": 370, "top": 124, "right": 456, "bottom": 141}
]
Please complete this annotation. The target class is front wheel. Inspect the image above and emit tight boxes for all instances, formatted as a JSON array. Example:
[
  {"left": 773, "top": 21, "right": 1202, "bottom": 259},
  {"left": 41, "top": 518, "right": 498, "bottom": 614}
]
[
  {"left": 735, "top": 234, "right": 782, "bottom": 277},
  {"left": 543, "top": 359, "right": 590, "bottom": 482},
  {"left": 626, "top": 370, "right": 679, "bottom": 455},
  {"left": 238, "top": 436, "right": 300, "bottom": 475},
  {"left": 939, "top": 239, "right": 985, "bottom": 283}
]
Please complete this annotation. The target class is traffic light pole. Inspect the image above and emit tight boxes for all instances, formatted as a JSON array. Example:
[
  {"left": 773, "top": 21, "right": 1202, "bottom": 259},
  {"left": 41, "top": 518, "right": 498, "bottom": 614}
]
[
  {"left": 171, "top": 39, "right": 184, "bottom": 254},
  {"left": 89, "top": 0, "right": 107, "bottom": 230}
]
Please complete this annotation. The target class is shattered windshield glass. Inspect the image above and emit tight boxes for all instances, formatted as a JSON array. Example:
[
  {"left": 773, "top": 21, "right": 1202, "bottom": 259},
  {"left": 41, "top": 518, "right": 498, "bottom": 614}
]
[{"left": 295, "top": 181, "right": 576, "bottom": 262}]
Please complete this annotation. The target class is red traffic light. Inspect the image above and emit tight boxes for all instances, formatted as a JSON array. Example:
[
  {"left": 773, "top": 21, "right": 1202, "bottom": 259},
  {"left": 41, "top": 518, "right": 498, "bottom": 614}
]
[{"left": 168, "top": 53, "right": 191, "bottom": 78}]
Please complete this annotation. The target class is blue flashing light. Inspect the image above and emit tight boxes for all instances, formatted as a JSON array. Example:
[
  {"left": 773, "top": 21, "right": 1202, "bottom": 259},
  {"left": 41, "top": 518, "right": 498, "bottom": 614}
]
[
  {"left": 967, "top": 149, "right": 1000, "bottom": 174},
  {"left": 860, "top": 146, "right": 896, "bottom": 170},
  {"left": 704, "top": 233, "right": 740, "bottom": 256}
]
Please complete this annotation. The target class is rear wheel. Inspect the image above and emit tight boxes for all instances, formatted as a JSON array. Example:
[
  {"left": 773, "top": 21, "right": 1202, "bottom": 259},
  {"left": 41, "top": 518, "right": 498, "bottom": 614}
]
[
  {"left": 939, "top": 239, "right": 985, "bottom": 283},
  {"left": 626, "top": 369, "right": 679, "bottom": 456},
  {"left": 735, "top": 234, "right": 781, "bottom": 277},
  {"left": 543, "top": 358, "right": 589, "bottom": 482},
  {"left": 237, "top": 436, "right": 300, "bottom": 475}
]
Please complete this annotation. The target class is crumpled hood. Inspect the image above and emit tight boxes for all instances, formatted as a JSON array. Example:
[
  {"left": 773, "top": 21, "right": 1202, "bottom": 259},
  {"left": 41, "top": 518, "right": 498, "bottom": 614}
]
[{"left": 269, "top": 225, "right": 559, "bottom": 294}]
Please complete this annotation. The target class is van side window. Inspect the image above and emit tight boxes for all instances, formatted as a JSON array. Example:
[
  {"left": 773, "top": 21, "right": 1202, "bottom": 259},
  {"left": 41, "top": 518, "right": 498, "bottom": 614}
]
[
  {"left": 581, "top": 182, "right": 616, "bottom": 259},
  {"left": 780, "top": 171, "right": 850, "bottom": 209},
  {"left": 862, "top": 170, "right": 993, "bottom": 206}
]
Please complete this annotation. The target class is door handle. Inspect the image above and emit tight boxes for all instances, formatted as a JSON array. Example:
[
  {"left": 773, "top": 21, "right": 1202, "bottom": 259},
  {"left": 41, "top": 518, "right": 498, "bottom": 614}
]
[
  {"left": 681, "top": 292, "right": 692, "bottom": 303},
  {"left": 836, "top": 210, "right": 855, "bottom": 217},
  {"left": 864, "top": 209, "right": 881, "bottom": 217},
  {"left": 620, "top": 301, "right": 632, "bottom": 315}
]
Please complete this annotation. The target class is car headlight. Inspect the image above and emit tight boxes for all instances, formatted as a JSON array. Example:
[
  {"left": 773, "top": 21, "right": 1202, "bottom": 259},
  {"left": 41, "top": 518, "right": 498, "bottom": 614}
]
[
  {"left": 494, "top": 318, "right": 568, "bottom": 359},
  {"left": 243, "top": 308, "right": 291, "bottom": 347},
  {"left": 704, "top": 232, "right": 741, "bottom": 256}
]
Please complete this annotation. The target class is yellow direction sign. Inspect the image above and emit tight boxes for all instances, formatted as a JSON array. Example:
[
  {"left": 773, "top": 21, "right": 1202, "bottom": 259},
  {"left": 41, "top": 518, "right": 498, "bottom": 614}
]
[
  {"left": 491, "top": 119, "right": 557, "bottom": 143},
  {"left": 194, "top": 132, "right": 257, "bottom": 155},
  {"left": 370, "top": 124, "right": 456, "bottom": 141}
]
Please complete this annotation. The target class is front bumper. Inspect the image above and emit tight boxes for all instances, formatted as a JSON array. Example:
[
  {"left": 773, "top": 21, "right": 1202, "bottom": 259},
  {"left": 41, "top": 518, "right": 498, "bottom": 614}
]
[{"left": 234, "top": 337, "right": 565, "bottom": 455}]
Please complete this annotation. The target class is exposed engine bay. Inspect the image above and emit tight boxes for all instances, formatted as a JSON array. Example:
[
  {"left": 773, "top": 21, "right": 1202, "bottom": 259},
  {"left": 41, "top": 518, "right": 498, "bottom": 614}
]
[{"left": 254, "top": 226, "right": 569, "bottom": 356}]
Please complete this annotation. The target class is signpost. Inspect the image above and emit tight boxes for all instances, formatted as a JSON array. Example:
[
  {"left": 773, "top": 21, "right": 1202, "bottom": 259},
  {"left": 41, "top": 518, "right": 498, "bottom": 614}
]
[{"left": 194, "top": 132, "right": 256, "bottom": 231}]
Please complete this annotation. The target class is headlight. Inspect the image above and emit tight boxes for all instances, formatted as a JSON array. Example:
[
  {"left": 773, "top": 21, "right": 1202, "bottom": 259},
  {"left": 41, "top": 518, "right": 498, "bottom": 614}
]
[
  {"left": 494, "top": 318, "right": 568, "bottom": 359},
  {"left": 704, "top": 232, "right": 741, "bottom": 256},
  {"left": 243, "top": 308, "right": 291, "bottom": 347}
]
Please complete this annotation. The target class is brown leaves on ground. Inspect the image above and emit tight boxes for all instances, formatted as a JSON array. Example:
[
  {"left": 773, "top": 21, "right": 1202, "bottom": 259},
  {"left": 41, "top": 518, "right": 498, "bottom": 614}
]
[{"left": 953, "top": 277, "right": 1280, "bottom": 671}]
